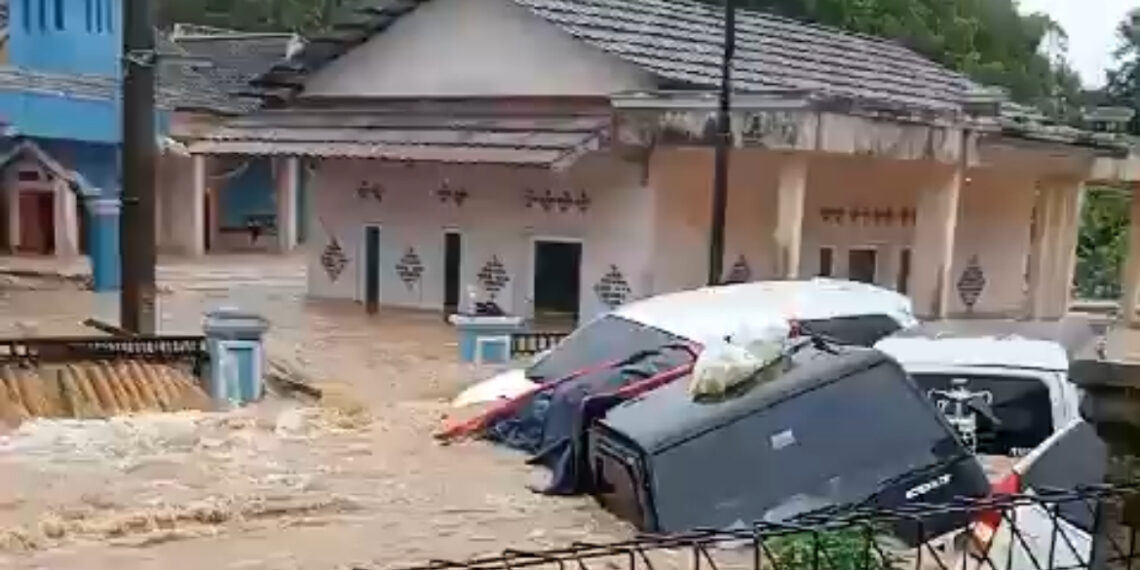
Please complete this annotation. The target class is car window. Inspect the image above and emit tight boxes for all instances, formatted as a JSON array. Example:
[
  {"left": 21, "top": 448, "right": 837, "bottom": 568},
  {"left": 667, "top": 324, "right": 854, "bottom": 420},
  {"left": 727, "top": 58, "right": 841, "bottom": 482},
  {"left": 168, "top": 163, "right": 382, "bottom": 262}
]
[
  {"left": 1022, "top": 422, "right": 1107, "bottom": 533},
  {"left": 525, "top": 316, "right": 687, "bottom": 382},
  {"left": 910, "top": 373, "right": 1054, "bottom": 457}
]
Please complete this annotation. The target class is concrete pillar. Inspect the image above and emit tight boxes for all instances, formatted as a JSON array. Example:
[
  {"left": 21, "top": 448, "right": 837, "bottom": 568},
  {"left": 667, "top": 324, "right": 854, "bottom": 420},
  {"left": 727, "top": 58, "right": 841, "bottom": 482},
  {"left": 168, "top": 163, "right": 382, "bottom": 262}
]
[
  {"left": 203, "top": 308, "right": 269, "bottom": 407},
  {"left": 187, "top": 155, "right": 207, "bottom": 257},
  {"left": 86, "top": 197, "right": 121, "bottom": 292},
  {"left": 773, "top": 155, "right": 807, "bottom": 279},
  {"left": 1029, "top": 181, "right": 1083, "bottom": 320},
  {"left": 6, "top": 179, "right": 18, "bottom": 253},
  {"left": 54, "top": 180, "right": 79, "bottom": 258},
  {"left": 1120, "top": 185, "right": 1140, "bottom": 326},
  {"left": 1048, "top": 183, "right": 1083, "bottom": 317},
  {"left": 910, "top": 167, "right": 962, "bottom": 320},
  {"left": 275, "top": 157, "right": 299, "bottom": 254}
]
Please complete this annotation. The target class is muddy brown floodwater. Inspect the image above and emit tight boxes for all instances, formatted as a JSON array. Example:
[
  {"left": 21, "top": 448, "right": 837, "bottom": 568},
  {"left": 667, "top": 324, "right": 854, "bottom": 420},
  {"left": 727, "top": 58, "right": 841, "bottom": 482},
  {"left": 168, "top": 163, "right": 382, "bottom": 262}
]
[{"left": 0, "top": 271, "right": 633, "bottom": 570}]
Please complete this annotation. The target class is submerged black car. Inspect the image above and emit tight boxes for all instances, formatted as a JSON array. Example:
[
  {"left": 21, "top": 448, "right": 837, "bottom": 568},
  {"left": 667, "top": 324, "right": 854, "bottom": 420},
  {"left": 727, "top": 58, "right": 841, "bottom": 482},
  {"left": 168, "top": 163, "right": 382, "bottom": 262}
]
[{"left": 587, "top": 343, "right": 991, "bottom": 545}]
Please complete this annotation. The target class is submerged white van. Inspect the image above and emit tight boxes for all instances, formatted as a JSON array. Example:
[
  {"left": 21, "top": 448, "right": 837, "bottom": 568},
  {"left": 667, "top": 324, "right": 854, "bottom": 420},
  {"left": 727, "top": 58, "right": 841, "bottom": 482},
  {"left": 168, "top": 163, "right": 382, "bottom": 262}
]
[{"left": 454, "top": 278, "right": 918, "bottom": 407}]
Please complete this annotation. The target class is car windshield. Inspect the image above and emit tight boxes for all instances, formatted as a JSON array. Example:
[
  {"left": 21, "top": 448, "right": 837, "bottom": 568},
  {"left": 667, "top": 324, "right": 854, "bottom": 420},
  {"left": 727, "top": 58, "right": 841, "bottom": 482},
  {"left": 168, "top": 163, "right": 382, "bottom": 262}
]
[{"left": 525, "top": 315, "right": 688, "bottom": 382}]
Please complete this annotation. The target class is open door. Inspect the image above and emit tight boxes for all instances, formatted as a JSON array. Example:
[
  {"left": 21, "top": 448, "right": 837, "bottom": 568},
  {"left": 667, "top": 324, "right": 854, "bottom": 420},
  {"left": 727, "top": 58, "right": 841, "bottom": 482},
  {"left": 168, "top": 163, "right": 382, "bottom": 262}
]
[
  {"left": 533, "top": 239, "right": 582, "bottom": 324},
  {"left": 363, "top": 225, "right": 381, "bottom": 315},
  {"left": 443, "top": 231, "right": 461, "bottom": 317}
]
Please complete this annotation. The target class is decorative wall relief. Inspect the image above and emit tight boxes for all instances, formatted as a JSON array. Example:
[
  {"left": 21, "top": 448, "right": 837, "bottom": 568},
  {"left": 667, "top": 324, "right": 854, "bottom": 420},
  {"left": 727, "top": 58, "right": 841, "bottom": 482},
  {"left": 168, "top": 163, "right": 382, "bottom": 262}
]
[
  {"left": 524, "top": 188, "right": 591, "bottom": 213},
  {"left": 957, "top": 255, "right": 986, "bottom": 310},
  {"left": 356, "top": 181, "right": 384, "bottom": 203},
  {"left": 594, "top": 265, "right": 632, "bottom": 308},
  {"left": 435, "top": 179, "right": 469, "bottom": 206},
  {"left": 396, "top": 248, "right": 424, "bottom": 290},
  {"left": 818, "top": 206, "right": 916, "bottom": 226},
  {"left": 320, "top": 238, "right": 348, "bottom": 282},
  {"left": 725, "top": 255, "right": 752, "bottom": 284},
  {"left": 477, "top": 255, "right": 509, "bottom": 299}
]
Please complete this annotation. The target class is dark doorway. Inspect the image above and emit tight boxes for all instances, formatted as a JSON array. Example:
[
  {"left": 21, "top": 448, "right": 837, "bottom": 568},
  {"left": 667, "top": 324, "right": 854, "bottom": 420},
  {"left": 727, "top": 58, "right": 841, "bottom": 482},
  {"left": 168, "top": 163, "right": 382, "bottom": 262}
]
[
  {"left": 363, "top": 225, "right": 381, "bottom": 315},
  {"left": 443, "top": 231, "right": 462, "bottom": 317},
  {"left": 203, "top": 190, "right": 212, "bottom": 252},
  {"left": 847, "top": 248, "right": 878, "bottom": 284},
  {"left": 18, "top": 191, "right": 54, "bottom": 254},
  {"left": 77, "top": 198, "right": 88, "bottom": 254},
  {"left": 533, "top": 240, "right": 581, "bottom": 321}
]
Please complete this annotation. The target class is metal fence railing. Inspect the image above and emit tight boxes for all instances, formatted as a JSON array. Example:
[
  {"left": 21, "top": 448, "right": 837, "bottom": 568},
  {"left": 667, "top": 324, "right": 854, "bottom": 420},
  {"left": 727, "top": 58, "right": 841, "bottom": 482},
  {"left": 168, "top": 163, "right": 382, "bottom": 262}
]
[{"left": 372, "top": 484, "right": 1140, "bottom": 570}]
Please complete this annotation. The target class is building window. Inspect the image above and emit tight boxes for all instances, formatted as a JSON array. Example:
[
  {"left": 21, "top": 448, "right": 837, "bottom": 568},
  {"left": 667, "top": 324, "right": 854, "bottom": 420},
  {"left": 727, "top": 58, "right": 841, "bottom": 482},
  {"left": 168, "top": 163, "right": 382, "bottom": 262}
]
[
  {"left": 897, "top": 248, "right": 911, "bottom": 294},
  {"left": 21, "top": 0, "right": 31, "bottom": 31},
  {"left": 93, "top": 0, "right": 102, "bottom": 31},
  {"left": 37, "top": 0, "right": 47, "bottom": 31},
  {"left": 103, "top": 0, "right": 112, "bottom": 32},
  {"left": 818, "top": 247, "right": 834, "bottom": 277},
  {"left": 84, "top": 0, "right": 92, "bottom": 30},
  {"left": 53, "top": 0, "right": 64, "bottom": 30}
]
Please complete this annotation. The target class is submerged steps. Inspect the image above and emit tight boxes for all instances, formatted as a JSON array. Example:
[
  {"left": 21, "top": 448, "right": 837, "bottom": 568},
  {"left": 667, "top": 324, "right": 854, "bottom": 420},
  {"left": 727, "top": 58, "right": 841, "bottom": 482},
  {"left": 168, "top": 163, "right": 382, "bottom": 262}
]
[{"left": 0, "top": 361, "right": 211, "bottom": 427}]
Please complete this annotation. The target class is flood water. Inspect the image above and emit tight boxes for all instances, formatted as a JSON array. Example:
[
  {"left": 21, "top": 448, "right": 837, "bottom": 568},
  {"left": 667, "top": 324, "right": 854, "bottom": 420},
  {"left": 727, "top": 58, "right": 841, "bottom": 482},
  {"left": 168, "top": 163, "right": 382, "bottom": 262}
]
[{"left": 0, "top": 265, "right": 630, "bottom": 570}]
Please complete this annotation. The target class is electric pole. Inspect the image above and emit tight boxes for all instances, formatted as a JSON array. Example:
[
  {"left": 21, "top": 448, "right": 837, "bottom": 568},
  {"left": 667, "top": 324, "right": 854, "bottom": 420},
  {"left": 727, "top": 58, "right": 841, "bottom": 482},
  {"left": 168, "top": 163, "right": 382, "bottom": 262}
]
[
  {"left": 707, "top": 0, "right": 735, "bottom": 286},
  {"left": 120, "top": 0, "right": 158, "bottom": 334}
]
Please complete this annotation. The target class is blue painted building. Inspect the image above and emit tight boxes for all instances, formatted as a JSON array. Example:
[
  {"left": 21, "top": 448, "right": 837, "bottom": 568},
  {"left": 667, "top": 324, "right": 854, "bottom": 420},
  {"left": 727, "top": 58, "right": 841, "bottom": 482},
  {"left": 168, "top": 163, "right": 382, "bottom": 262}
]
[
  {"left": 0, "top": 5, "right": 301, "bottom": 291},
  {"left": 0, "top": 0, "right": 129, "bottom": 290}
]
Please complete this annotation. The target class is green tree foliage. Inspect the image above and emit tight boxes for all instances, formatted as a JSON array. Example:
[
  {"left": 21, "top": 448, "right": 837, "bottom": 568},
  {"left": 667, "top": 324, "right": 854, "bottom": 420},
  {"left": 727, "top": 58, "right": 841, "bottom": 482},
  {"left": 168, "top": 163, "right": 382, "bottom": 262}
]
[
  {"left": 1075, "top": 10, "right": 1140, "bottom": 301},
  {"left": 1106, "top": 8, "right": 1140, "bottom": 134},
  {"left": 702, "top": 0, "right": 1081, "bottom": 116},
  {"left": 1075, "top": 188, "right": 1130, "bottom": 300}
]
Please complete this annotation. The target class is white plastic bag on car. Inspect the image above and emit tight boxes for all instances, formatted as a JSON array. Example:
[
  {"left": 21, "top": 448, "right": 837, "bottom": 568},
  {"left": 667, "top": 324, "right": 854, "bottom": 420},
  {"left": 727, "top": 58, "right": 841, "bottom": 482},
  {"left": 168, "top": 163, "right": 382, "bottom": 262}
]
[{"left": 689, "top": 320, "right": 791, "bottom": 398}]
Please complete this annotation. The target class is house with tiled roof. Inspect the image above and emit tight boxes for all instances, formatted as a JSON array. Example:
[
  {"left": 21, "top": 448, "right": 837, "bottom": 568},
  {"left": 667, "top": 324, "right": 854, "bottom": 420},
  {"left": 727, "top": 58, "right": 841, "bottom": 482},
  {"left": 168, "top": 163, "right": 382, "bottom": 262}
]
[
  {"left": 0, "top": 0, "right": 300, "bottom": 289},
  {"left": 156, "top": 25, "right": 307, "bottom": 256},
  {"left": 189, "top": 0, "right": 1140, "bottom": 322}
]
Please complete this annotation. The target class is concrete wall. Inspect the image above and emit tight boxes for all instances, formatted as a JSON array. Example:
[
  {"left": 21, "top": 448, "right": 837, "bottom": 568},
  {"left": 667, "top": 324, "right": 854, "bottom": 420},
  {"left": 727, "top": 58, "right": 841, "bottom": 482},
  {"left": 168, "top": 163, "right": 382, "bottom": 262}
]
[
  {"left": 302, "top": 0, "right": 656, "bottom": 98},
  {"left": 305, "top": 147, "right": 1043, "bottom": 321},
  {"left": 307, "top": 153, "right": 651, "bottom": 321}
]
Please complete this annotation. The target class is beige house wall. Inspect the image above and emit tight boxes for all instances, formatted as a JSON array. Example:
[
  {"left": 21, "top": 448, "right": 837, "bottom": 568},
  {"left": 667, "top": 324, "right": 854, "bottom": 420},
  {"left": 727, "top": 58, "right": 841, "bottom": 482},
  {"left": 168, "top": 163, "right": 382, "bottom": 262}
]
[
  {"left": 301, "top": 0, "right": 657, "bottom": 98},
  {"left": 307, "top": 145, "right": 1051, "bottom": 322}
]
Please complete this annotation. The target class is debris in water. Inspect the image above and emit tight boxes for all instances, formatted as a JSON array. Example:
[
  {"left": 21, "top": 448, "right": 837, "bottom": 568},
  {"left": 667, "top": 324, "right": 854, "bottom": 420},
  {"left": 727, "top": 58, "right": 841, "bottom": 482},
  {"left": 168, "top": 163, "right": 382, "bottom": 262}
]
[{"left": 0, "top": 361, "right": 211, "bottom": 427}]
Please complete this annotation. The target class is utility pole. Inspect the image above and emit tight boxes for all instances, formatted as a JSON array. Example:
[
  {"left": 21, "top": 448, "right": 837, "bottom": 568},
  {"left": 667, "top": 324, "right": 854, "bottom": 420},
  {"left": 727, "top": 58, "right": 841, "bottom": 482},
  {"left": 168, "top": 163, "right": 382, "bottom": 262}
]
[
  {"left": 120, "top": 0, "right": 158, "bottom": 334},
  {"left": 707, "top": 0, "right": 735, "bottom": 286}
]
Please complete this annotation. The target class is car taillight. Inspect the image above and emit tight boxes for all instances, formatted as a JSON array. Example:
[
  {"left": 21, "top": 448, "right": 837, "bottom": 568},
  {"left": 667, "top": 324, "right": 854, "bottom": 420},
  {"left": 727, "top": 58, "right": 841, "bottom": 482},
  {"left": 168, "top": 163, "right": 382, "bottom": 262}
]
[{"left": 971, "top": 471, "right": 1022, "bottom": 548}]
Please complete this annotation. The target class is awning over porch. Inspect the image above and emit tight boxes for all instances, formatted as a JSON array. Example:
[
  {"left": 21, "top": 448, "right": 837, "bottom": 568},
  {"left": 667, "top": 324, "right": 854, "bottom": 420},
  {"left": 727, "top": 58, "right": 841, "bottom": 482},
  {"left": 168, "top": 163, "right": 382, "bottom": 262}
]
[{"left": 187, "top": 108, "right": 611, "bottom": 169}]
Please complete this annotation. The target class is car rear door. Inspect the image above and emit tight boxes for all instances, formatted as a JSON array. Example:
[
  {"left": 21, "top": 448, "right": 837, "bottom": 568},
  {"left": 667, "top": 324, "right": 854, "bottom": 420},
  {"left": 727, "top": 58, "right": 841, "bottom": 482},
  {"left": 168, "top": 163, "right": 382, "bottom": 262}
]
[{"left": 907, "top": 369, "right": 1057, "bottom": 457}]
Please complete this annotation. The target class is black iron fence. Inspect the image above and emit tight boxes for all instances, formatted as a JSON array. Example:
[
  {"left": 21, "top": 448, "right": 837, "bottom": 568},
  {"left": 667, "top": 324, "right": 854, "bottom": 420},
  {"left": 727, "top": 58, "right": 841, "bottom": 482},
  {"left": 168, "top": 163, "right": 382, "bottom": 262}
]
[
  {"left": 376, "top": 485, "right": 1140, "bottom": 570},
  {"left": 511, "top": 331, "right": 569, "bottom": 358}
]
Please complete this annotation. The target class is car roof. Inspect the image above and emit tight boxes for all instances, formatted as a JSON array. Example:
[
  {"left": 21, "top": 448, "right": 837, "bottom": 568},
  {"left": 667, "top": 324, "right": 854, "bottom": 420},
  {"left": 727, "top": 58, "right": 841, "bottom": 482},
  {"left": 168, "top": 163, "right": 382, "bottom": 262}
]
[
  {"left": 613, "top": 278, "right": 916, "bottom": 345},
  {"left": 600, "top": 345, "right": 897, "bottom": 454},
  {"left": 875, "top": 335, "right": 1069, "bottom": 372}
]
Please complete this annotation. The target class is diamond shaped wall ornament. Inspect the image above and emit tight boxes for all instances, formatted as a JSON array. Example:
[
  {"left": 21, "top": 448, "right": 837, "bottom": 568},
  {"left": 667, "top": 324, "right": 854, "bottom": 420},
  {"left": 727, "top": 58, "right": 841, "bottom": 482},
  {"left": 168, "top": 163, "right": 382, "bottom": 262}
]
[
  {"left": 594, "top": 265, "right": 632, "bottom": 308},
  {"left": 725, "top": 255, "right": 752, "bottom": 284},
  {"left": 477, "top": 255, "right": 509, "bottom": 299},
  {"left": 957, "top": 255, "right": 986, "bottom": 310},
  {"left": 320, "top": 238, "right": 348, "bottom": 282},
  {"left": 395, "top": 248, "right": 424, "bottom": 290}
]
